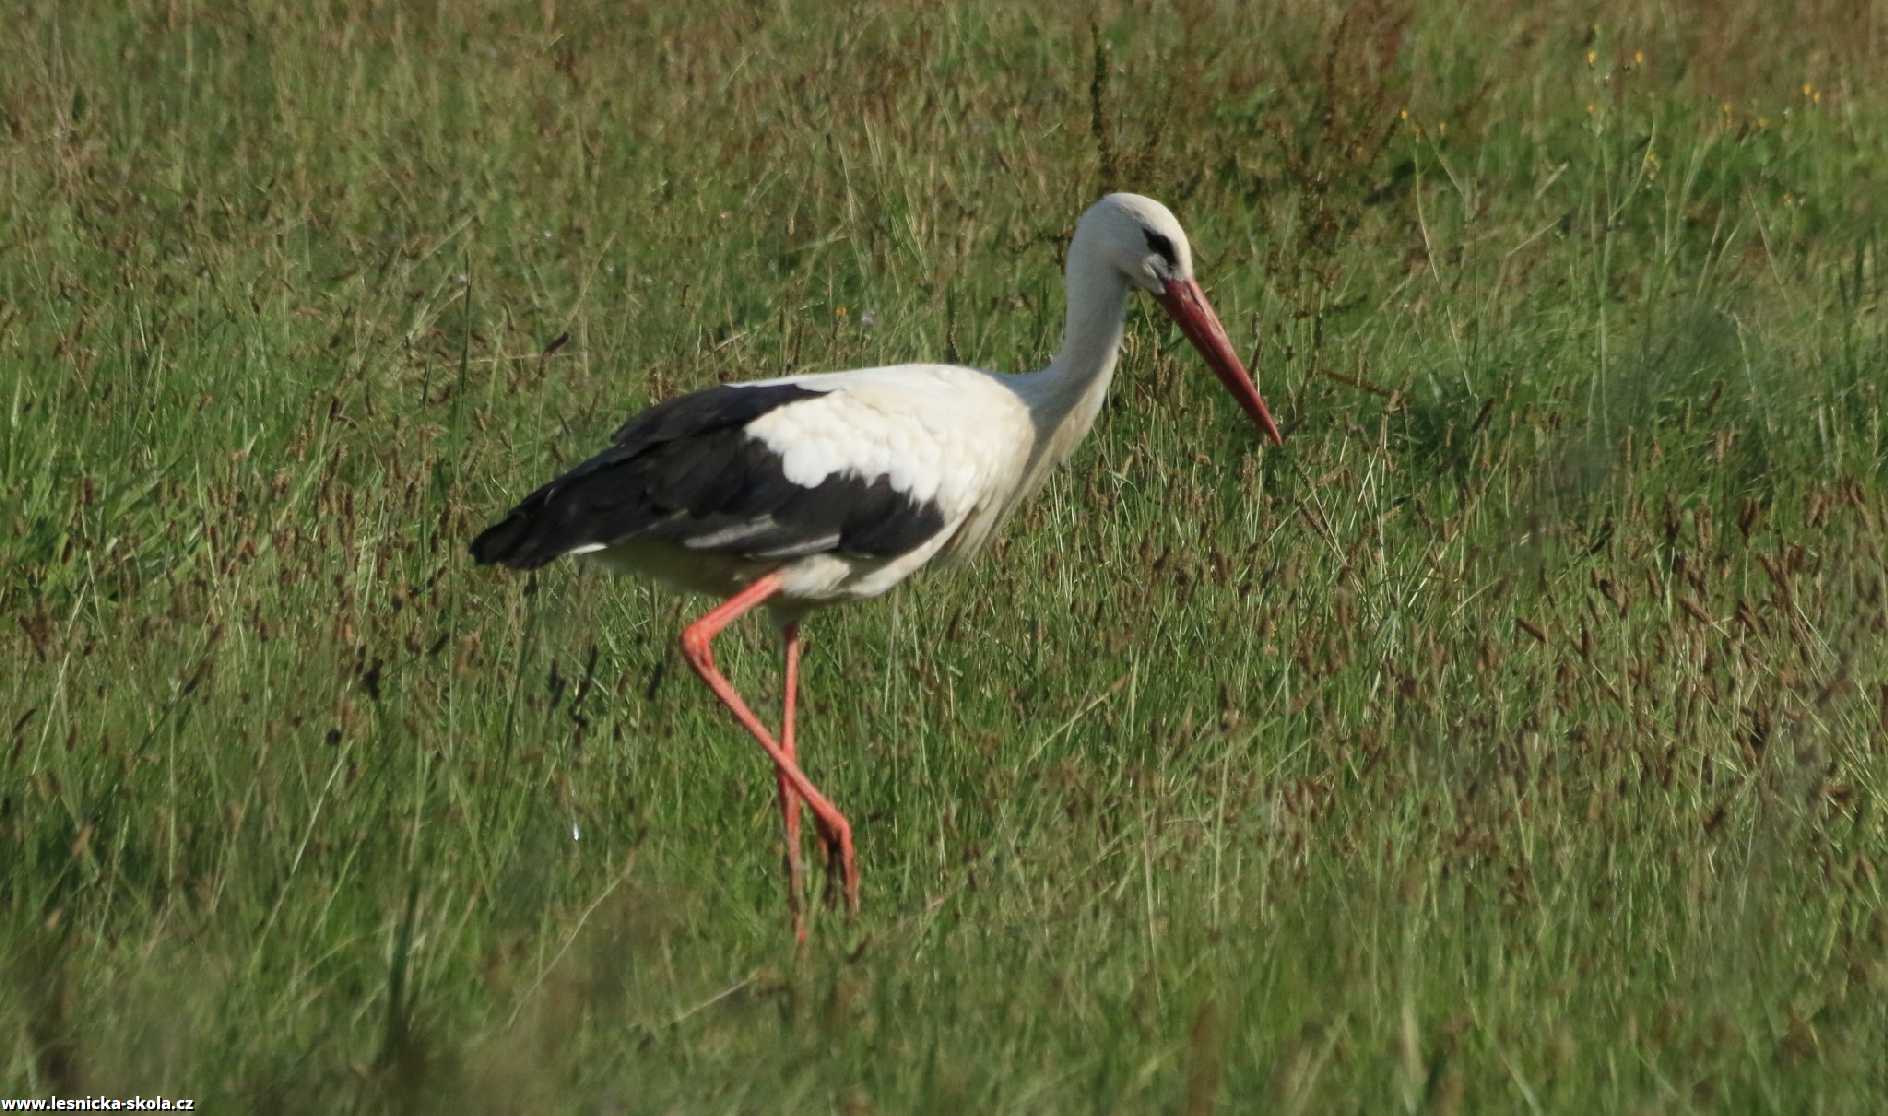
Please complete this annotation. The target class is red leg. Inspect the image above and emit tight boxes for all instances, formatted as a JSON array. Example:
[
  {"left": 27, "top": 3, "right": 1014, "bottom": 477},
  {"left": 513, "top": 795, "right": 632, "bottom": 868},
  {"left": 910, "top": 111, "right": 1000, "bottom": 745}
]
[
  {"left": 777, "top": 622, "right": 805, "bottom": 938},
  {"left": 679, "top": 577, "right": 860, "bottom": 930},
  {"left": 781, "top": 624, "right": 851, "bottom": 914}
]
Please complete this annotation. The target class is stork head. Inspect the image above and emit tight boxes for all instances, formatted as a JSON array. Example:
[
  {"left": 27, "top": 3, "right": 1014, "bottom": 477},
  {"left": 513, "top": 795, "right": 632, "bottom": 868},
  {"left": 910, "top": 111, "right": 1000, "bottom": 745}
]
[
  {"left": 1079, "top": 192, "right": 1197, "bottom": 294},
  {"left": 1077, "top": 193, "right": 1284, "bottom": 446}
]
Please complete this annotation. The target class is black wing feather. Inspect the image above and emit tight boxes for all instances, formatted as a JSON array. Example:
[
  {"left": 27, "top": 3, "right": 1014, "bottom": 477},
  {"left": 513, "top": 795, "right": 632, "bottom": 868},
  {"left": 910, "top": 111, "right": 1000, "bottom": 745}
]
[{"left": 470, "top": 382, "right": 947, "bottom": 570}]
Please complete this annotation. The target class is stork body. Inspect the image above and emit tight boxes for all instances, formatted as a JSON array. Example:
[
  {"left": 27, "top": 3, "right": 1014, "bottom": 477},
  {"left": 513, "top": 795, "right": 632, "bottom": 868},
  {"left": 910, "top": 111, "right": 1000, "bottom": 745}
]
[{"left": 471, "top": 193, "right": 1282, "bottom": 937}]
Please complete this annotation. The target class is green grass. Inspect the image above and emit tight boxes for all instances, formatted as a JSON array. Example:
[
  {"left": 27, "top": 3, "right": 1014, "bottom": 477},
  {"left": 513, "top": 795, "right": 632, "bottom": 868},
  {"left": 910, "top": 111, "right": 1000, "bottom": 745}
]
[{"left": 4, "top": 0, "right": 1887, "bottom": 1110}]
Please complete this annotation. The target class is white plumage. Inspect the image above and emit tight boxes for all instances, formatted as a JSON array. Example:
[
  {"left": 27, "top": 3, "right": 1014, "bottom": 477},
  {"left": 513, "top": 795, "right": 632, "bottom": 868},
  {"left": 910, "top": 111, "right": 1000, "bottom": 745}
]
[{"left": 737, "top": 364, "right": 1036, "bottom": 595}]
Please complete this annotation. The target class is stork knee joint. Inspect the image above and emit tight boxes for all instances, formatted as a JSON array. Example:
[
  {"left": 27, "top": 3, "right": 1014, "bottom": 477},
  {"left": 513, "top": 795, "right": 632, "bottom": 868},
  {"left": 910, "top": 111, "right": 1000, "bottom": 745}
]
[{"left": 680, "top": 628, "right": 711, "bottom": 665}]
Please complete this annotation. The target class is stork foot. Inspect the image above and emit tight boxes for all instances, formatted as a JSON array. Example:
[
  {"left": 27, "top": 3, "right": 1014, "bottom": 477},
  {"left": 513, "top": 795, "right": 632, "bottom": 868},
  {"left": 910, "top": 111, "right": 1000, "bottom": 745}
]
[{"left": 815, "top": 815, "right": 860, "bottom": 915}]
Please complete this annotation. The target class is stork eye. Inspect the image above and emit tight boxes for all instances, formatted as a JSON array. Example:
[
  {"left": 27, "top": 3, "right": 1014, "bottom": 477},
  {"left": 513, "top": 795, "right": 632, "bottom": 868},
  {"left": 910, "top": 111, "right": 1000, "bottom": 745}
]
[{"left": 1143, "top": 230, "right": 1177, "bottom": 268}]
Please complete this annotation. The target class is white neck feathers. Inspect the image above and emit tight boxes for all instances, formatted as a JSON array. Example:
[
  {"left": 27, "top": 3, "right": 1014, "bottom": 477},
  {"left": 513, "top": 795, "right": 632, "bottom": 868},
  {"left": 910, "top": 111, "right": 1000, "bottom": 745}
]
[{"left": 1015, "top": 234, "right": 1132, "bottom": 478}]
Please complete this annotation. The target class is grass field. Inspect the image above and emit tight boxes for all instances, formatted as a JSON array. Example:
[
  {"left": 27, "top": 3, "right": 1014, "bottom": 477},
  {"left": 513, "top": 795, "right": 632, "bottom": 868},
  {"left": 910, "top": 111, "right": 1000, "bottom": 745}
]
[{"left": 5, "top": 0, "right": 1887, "bottom": 1110}]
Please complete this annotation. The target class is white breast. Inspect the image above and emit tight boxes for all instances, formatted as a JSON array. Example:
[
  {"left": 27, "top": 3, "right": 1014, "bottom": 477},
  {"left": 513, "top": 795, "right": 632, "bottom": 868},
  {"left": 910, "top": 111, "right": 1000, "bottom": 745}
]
[{"left": 741, "top": 364, "right": 1039, "bottom": 597}]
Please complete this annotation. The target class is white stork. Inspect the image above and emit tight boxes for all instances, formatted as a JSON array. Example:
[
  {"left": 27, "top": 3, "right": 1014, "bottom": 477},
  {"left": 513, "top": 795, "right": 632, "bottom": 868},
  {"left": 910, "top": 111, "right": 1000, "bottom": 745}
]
[{"left": 472, "top": 193, "right": 1283, "bottom": 938}]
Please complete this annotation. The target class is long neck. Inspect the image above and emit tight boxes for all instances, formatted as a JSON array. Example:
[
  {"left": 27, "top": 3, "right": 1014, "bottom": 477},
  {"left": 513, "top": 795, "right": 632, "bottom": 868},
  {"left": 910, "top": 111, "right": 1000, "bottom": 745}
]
[{"left": 1016, "top": 240, "right": 1131, "bottom": 476}]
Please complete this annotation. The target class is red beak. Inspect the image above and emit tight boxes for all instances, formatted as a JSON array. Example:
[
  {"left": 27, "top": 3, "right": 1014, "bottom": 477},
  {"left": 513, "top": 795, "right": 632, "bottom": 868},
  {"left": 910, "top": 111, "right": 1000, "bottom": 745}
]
[{"left": 1156, "top": 278, "right": 1284, "bottom": 446}]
